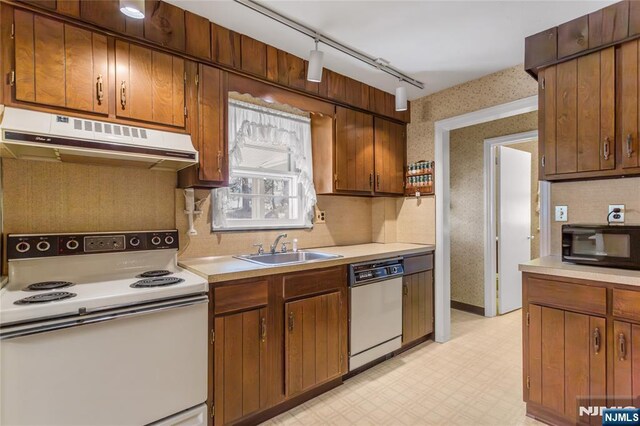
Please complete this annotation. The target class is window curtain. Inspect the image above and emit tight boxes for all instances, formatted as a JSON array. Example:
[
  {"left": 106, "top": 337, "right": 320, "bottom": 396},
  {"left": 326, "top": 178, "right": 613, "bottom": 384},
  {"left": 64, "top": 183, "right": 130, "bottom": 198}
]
[{"left": 212, "top": 99, "right": 317, "bottom": 229}]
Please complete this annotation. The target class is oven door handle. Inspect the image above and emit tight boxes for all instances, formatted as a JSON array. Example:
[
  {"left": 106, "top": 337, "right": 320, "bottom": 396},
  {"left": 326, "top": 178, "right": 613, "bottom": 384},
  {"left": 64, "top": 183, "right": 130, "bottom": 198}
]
[
  {"left": 564, "top": 255, "right": 600, "bottom": 262},
  {"left": 0, "top": 294, "right": 209, "bottom": 341}
]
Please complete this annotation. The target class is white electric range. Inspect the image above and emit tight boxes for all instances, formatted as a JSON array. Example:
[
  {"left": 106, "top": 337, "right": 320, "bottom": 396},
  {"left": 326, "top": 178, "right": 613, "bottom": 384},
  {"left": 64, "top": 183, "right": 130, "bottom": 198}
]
[{"left": 0, "top": 230, "right": 209, "bottom": 426}]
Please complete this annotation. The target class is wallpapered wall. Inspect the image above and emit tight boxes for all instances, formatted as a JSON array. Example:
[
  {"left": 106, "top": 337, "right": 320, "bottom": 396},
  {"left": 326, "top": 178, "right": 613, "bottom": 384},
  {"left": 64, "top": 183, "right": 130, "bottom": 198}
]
[{"left": 449, "top": 112, "right": 538, "bottom": 308}]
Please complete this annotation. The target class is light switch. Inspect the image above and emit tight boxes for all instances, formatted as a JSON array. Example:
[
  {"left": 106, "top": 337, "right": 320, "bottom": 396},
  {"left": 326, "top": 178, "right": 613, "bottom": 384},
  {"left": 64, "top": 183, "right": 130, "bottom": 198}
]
[{"left": 555, "top": 206, "right": 568, "bottom": 222}]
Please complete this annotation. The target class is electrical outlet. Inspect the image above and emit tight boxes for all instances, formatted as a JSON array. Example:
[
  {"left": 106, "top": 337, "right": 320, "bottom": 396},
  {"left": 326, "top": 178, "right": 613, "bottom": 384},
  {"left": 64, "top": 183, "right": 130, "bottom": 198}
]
[
  {"left": 555, "top": 206, "right": 568, "bottom": 222},
  {"left": 608, "top": 204, "right": 625, "bottom": 223},
  {"left": 315, "top": 210, "right": 326, "bottom": 224}
]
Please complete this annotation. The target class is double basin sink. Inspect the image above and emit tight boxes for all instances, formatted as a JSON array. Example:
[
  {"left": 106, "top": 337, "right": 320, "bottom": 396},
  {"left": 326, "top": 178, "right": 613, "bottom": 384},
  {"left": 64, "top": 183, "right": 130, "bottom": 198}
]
[{"left": 235, "top": 251, "right": 342, "bottom": 266}]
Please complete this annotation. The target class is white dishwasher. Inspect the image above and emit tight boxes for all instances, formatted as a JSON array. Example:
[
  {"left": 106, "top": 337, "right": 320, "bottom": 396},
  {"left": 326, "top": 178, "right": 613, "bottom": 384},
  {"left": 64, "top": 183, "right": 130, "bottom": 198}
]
[{"left": 349, "top": 257, "right": 404, "bottom": 371}]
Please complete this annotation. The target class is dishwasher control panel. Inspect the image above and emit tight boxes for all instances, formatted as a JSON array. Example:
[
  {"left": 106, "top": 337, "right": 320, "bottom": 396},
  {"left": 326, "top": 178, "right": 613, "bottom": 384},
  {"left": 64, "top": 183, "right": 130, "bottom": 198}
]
[{"left": 349, "top": 258, "right": 404, "bottom": 286}]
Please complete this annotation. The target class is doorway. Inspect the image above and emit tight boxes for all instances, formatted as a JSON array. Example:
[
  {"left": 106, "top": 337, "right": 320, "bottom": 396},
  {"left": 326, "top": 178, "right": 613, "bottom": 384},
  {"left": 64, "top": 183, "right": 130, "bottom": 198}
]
[{"left": 483, "top": 131, "right": 550, "bottom": 317}]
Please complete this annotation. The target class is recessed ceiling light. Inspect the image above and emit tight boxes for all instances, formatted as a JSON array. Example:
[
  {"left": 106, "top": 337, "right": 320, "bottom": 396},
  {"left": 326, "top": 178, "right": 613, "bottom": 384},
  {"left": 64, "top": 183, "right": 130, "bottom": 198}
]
[{"left": 120, "top": 0, "right": 145, "bottom": 19}]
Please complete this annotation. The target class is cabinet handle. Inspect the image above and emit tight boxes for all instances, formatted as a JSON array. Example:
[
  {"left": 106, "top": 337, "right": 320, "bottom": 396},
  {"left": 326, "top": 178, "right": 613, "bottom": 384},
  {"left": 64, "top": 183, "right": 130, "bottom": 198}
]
[
  {"left": 288, "top": 312, "right": 294, "bottom": 332},
  {"left": 603, "top": 137, "right": 610, "bottom": 161},
  {"left": 376, "top": 174, "right": 380, "bottom": 190},
  {"left": 217, "top": 151, "right": 222, "bottom": 173},
  {"left": 369, "top": 172, "right": 373, "bottom": 189},
  {"left": 619, "top": 333, "right": 627, "bottom": 361},
  {"left": 627, "top": 134, "right": 634, "bottom": 159},
  {"left": 260, "top": 317, "right": 266, "bottom": 342},
  {"left": 96, "top": 74, "right": 104, "bottom": 105},
  {"left": 593, "top": 328, "right": 601, "bottom": 354},
  {"left": 120, "top": 81, "right": 127, "bottom": 109},
  {"left": 403, "top": 284, "right": 408, "bottom": 296}
]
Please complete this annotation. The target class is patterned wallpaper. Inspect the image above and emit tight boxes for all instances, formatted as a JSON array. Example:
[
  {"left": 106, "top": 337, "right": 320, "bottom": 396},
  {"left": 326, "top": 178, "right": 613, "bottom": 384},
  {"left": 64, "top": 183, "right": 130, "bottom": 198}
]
[
  {"left": 407, "top": 65, "right": 538, "bottom": 163},
  {"left": 449, "top": 113, "right": 538, "bottom": 308}
]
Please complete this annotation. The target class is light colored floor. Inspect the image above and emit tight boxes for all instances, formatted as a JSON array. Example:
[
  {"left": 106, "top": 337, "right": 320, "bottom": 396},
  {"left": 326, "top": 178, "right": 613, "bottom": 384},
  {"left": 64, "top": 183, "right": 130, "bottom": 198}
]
[{"left": 263, "top": 309, "right": 544, "bottom": 426}]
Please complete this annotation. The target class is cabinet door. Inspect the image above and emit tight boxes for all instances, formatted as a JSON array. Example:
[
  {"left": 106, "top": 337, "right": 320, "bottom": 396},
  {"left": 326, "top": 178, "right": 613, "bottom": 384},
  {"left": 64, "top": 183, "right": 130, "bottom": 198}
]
[
  {"left": 115, "top": 40, "right": 185, "bottom": 127},
  {"left": 527, "top": 305, "right": 606, "bottom": 423},
  {"left": 13, "top": 10, "right": 108, "bottom": 114},
  {"left": 541, "top": 47, "right": 615, "bottom": 177},
  {"left": 198, "top": 65, "right": 227, "bottom": 184},
  {"left": 214, "top": 308, "right": 268, "bottom": 426},
  {"left": 285, "top": 292, "right": 342, "bottom": 397},
  {"left": 79, "top": 0, "right": 125, "bottom": 33},
  {"left": 374, "top": 117, "right": 405, "bottom": 194},
  {"left": 612, "top": 321, "right": 640, "bottom": 407},
  {"left": 402, "top": 271, "right": 433, "bottom": 345},
  {"left": 620, "top": 40, "right": 640, "bottom": 170},
  {"left": 335, "top": 106, "right": 374, "bottom": 193}
]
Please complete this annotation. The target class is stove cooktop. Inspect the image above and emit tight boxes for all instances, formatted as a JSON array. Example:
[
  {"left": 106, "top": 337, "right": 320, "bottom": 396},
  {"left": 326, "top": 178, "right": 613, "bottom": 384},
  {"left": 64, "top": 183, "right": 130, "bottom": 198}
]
[
  {"left": 26, "top": 281, "right": 74, "bottom": 291},
  {"left": 131, "top": 277, "right": 185, "bottom": 288},
  {"left": 14, "top": 292, "right": 77, "bottom": 305}
]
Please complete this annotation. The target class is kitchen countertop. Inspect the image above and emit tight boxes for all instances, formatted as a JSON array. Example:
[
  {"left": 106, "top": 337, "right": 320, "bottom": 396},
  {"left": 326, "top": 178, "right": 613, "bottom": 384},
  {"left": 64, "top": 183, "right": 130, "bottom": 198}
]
[
  {"left": 519, "top": 256, "right": 640, "bottom": 287},
  {"left": 179, "top": 243, "right": 435, "bottom": 283}
]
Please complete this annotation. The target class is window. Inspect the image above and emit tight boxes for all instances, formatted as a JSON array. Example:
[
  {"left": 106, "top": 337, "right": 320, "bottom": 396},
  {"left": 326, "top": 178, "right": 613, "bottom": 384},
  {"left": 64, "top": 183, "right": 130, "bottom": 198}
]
[{"left": 212, "top": 99, "right": 316, "bottom": 230}]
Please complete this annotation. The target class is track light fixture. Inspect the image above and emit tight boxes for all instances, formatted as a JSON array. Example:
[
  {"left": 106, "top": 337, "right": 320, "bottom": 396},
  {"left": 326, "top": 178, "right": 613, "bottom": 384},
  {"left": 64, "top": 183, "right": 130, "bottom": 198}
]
[
  {"left": 395, "top": 83, "right": 408, "bottom": 112},
  {"left": 307, "top": 39, "right": 324, "bottom": 83},
  {"left": 120, "top": 0, "right": 145, "bottom": 19}
]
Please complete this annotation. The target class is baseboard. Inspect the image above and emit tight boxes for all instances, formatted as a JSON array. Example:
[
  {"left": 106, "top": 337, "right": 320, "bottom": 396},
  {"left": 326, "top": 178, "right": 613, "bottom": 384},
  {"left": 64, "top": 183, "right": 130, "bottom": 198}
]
[{"left": 451, "top": 300, "right": 485, "bottom": 316}]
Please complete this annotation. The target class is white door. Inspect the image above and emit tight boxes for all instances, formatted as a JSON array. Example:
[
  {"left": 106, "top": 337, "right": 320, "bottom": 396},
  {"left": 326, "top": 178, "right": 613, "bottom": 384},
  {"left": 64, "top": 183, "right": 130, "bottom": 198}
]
[{"left": 497, "top": 146, "right": 531, "bottom": 314}]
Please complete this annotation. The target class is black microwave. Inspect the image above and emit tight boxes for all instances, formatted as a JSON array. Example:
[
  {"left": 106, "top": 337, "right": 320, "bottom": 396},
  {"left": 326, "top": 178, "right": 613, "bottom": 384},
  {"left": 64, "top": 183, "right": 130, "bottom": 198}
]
[{"left": 562, "top": 225, "right": 640, "bottom": 270}]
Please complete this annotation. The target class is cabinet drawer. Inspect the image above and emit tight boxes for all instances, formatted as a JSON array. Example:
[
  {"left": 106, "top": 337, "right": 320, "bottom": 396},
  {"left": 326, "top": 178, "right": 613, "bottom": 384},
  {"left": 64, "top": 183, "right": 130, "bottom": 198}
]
[
  {"left": 613, "top": 289, "right": 640, "bottom": 323},
  {"left": 403, "top": 253, "right": 433, "bottom": 275},
  {"left": 283, "top": 266, "right": 346, "bottom": 300},
  {"left": 527, "top": 277, "right": 606, "bottom": 315},
  {"left": 214, "top": 279, "right": 268, "bottom": 315}
]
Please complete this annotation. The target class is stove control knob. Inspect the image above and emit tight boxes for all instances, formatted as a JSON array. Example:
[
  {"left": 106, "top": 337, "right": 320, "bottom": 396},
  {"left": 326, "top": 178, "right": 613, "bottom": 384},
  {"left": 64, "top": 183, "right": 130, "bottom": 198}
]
[
  {"left": 16, "top": 241, "right": 30, "bottom": 253},
  {"left": 164, "top": 235, "right": 175, "bottom": 245},
  {"left": 36, "top": 241, "right": 51, "bottom": 252},
  {"left": 66, "top": 240, "right": 80, "bottom": 250},
  {"left": 151, "top": 236, "right": 162, "bottom": 246},
  {"left": 129, "top": 237, "right": 141, "bottom": 247}
]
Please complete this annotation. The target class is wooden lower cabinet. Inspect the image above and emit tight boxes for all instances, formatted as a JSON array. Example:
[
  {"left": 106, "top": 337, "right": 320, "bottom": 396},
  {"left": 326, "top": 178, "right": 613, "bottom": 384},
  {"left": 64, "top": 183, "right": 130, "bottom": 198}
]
[
  {"left": 402, "top": 271, "right": 434, "bottom": 345},
  {"left": 285, "top": 292, "right": 343, "bottom": 397},
  {"left": 214, "top": 307, "right": 269, "bottom": 426},
  {"left": 523, "top": 273, "right": 640, "bottom": 425}
]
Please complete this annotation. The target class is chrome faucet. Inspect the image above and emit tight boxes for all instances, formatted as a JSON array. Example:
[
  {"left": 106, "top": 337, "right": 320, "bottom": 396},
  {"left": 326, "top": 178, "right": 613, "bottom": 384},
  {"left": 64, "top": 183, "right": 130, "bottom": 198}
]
[{"left": 270, "top": 233, "right": 288, "bottom": 254}]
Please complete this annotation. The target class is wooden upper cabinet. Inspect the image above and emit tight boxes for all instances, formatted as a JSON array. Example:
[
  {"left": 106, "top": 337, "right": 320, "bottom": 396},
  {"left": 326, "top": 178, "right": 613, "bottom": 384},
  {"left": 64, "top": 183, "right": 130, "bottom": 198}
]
[
  {"left": 214, "top": 307, "right": 269, "bottom": 426},
  {"left": 558, "top": 15, "right": 589, "bottom": 59},
  {"left": 619, "top": 39, "right": 640, "bottom": 170},
  {"left": 588, "top": 1, "right": 630, "bottom": 48},
  {"left": 374, "top": 117, "right": 405, "bottom": 195},
  {"left": 240, "top": 35, "right": 267, "bottom": 78},
  {"left": 13, "top": 10, "right": 108, "bottom": 114},
  {"left": 144, "top": 0, "right": 185, "bottom": 51},
  {"left": 285, "top": 292, "right": 343, "bottom": 397},
  {"left": 184, "top": 11, "right": 211, "bottom": 60},
  {"left": 527, "top": 305, "right": 606, "bottom": 423},
  {"left": 335, "top": 106, "right": 374, "bottom": 193},
  {"left": 115, "top": 40, "right": 185, "bottom": 127},
  {"left": 197, "top": 65, "right": 227, "bottom": 184},
  {"left": 612, "top": 321, "right": 640, "bottom": 407},
  {"left": 17, "top": 0, "right": 56, "bottom": 10},
  {"left": 276, "top": 50, "right": 305, "bottom": 90},
  {"left": 80, "top": 0, "right": 125, "bottom": 33},
  {"left": 211, "top": 23, "right": 241, "bottom": 69},
  {"left": 540, "top": 47, "right": 615, "bottom": 178},
  {"left": 631, "top": 0, "right": 640, "bottom": 37},
  {"left": 345, "top": 77, "right": 369, "bottom": 111}
]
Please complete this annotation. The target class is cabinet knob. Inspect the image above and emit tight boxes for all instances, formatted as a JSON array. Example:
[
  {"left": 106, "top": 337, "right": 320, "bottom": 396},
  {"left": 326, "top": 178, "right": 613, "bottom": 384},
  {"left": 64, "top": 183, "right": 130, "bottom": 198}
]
[
  {"left": 120, "top": 80, "right": 127, "bottom": 109},
  {"left": 96, "top": 74, "right": 104, "bottom": 105},
  {"left": 618, "top": 332, "right": 627, "bottom": 361},
  {"left": 260, "top": 317, "right": 267, "bottom": 342},
  {"left": 627, "top": 134, "right": 634, "bottom": 159},
  {"left": 288, "top": 312, "right": 294, "bottom": 332},
  {"left": 603, "top": 137, "right": 610, "bottom": 161},
  {"left": 593, "top": 328, "right": 601, "bottom": 354}
]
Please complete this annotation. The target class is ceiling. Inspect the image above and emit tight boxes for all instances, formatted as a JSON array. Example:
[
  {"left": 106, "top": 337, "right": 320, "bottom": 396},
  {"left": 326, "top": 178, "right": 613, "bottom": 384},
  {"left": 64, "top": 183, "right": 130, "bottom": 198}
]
[{"left": 167, "top": 0, "right": 615, "bottom": 100}]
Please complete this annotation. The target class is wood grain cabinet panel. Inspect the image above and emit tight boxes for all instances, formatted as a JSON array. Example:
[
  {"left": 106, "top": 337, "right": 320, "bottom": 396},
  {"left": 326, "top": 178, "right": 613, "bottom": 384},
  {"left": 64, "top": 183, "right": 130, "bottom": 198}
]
[
  {"left": 558, "top": 15, "right": 589, "bottom": 59},
  {"left": 12, "top": 10, "right": 108, "bottom": 114},
  {"left": 285, "top": 292, "right": 342, "bottom": 397},
  {"left": 17, "top": 0, "right": 56, "bottom": 10},
  {"left": 631, "top": 0, "right": 640, "bottom": 37},
  {"left": 214, "top": 307, "right": 269, "bottom": 426},
  {"left": 402, "top": 270, "right": 433, "bottom": 345},
  {"left": 241, "top": 35, "right": 267, "bottom": 78},
  {"left": 620, "top": 40, "right": 640, "bottom": 170},
  {"left": 612, "top": 321, "right": 640, "bottom": 407},
  {"left": 589, "top": 1, "right": 629, "bottom": 48},
  {"left": 185, "top": 11, "right": 211, "bottom": 60},
  {"left": 334, "top": 106, "right": 374, "bottom": 193},
  {"left": 373, "top": 117, "right": 405, "bottom": 195},
  {"left": 115, "top": 40, "right": 185, "bottom": 127},
  {"left": 197, "top": 64, "right": 227, "bottom": 184},
  {"left": 144, "top": 0, "right": 185, "bottom": 51},
  {"left": 211, "top": 23, "right": 241, "bottom": 69},
  {"left": 80, "top": 0, "right": 125, "bottom": 33}
]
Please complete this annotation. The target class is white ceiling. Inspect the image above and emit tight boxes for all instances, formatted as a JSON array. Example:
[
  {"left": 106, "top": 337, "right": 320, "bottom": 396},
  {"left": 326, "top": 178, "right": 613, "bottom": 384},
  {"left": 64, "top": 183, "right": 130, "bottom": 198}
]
[{"left": 167, "top": 0, "right": 615, "bottom": 100}]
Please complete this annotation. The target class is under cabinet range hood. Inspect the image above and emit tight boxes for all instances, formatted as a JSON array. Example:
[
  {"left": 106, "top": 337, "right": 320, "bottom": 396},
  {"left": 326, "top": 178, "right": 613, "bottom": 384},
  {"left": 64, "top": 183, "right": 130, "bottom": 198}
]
[{"left": 0, "top": 106, "right": 197, "bottom": 171}]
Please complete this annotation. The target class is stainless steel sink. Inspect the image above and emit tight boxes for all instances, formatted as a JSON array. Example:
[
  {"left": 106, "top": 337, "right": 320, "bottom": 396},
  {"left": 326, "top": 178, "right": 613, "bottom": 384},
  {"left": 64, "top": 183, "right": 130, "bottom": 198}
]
[{"left": 235, "top": 251, "right": 342, "bottom": 266}]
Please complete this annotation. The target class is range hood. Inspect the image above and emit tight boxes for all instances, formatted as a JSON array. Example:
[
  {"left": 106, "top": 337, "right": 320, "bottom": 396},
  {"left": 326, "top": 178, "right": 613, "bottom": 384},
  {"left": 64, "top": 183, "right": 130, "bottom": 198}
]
[{"left": 0, "top": 106, "right": 198, "bottom": 171}]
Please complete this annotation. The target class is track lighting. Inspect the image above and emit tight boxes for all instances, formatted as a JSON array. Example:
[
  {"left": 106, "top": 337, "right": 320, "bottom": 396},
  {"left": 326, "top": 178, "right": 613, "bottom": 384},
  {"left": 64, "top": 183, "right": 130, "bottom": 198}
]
[
  {"left": 395, "top": 84, "right": 408, "bottom": 112},
  {"left": 120, "top": 0, "right": 145, "bottom": 19},
  {"left": 307, "top": 40, "right": 324, "bottom": 83}
]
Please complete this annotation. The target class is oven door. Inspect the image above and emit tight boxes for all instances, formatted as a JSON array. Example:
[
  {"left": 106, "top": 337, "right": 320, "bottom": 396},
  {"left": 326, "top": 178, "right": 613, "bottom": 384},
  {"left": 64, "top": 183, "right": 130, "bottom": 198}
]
[
  {"left": 0, "top": 294, "right": 208, "bottom": 426},
  {"left": 563, "top": 227, "right": 640, "bottom": 269}
]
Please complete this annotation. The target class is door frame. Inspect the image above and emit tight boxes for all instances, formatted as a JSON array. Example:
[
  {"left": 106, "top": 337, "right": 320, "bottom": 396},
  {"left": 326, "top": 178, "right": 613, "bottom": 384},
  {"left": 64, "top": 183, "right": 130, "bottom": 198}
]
[
  {"left": 482, "top": 130, "right": 550, "bottom": 317},
  {"left": 433, "top": 95, "right": 538, "bottom": 342}
]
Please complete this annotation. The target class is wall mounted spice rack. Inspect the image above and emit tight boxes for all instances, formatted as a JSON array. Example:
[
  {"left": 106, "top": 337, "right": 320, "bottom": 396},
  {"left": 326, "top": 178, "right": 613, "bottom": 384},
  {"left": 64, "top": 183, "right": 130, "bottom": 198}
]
[{"left": 405, "top": 160, "right": 434, "bottom": 197}]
